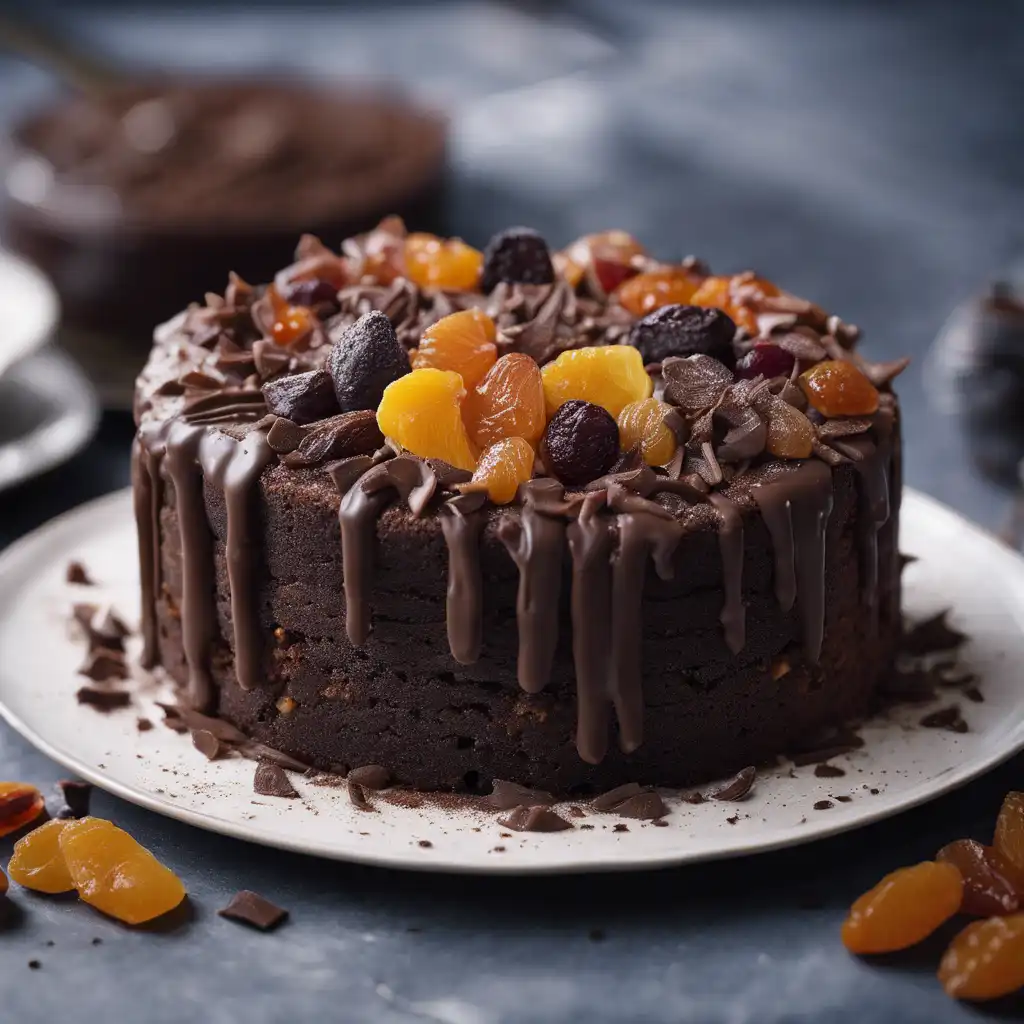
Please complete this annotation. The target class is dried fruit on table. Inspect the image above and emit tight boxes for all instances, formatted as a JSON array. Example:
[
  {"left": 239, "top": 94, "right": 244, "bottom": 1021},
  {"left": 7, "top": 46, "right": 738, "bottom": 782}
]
[
  {"left": 58, "top": 817, "right": 186, "bottom": 925},
  {"left": 799, "top": 360, "right": 880, "bottom": 418},
  {"left": 937, "top": 840, "right": 1021, "bottom": 917},
  {"left": 481, "top": 228, "right": 555, "bottom": 293},
  {"left": 617, "top": 398, "right": 678, "bottom": 466},
  {"left": 939, "top": 914, "right": 1024, "bottom": 1001},
  {"left": 993, "top": 791, "right": 1024, "bottom": 879},
  {"left": 617, "top": 267, "right": 703, "bottom": 317},
  {"left": 404, "top": 233, "right": 483, "bottom": 291},
  {"left": 329, "top": 310, "right": 411, "bottom": 414},
  {"left": 841, "top": 861, "right": 963, "bottom": 954},
  {"left": 377, "top": 368, "right": 477, "bottom": 471},
  {"left": 412, "top": 309, "right": 497, "bottom": 388},
  {"left": 459, "top": 437, "right": 535, "bottom": 504},
  {"left": 540, "top": 400, "right": 619, "bottom": 487},
  {"left": 629, "top": 304, "right": 736, "bottom": 367},
  {"left": 463, "top": 353, "right": 546, "bottom": 450},
  {"left": 541, "top": 345, "right": 653, "bottom": 420},
  {"left": 7, "top": 819, "right": 75, "bottom": 894},
  {"left": 735, "top": 341, "right": 797, "bottom": 381},
  {"left": 267, "top": 286, "right": 317, "bottom": 347},
  {"left": 691, "top": 273, "right": 780, "bottom": 334},
  {"left": 765, "top": 399, "right": 816, "bottom": 459},
  {"left": 0, "top": 782, "right": 45, "bottom": 838}
]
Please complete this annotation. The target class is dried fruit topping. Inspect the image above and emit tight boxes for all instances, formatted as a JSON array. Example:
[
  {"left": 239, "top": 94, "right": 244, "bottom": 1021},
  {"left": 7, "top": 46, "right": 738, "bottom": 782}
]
[
  {"left": 404, "top": 233, "right": 483, "bottom": 291},
  {"left": 0, "top": 782, "right": 45, "bottom": 838},
  {"left": 376, "top": 368, "right": 477, "bottom": 471},
  {"left": 552, "top": 251, "right": 585, "bottom": 289},
  {"left": 764, "top": 398, "right": 816, "bottom": 459},
  {"left": 841, "top": 862, "right": 963, "bottom": 954},
  {"left": 463, "top": 353, "right": 547, "bottom": 450},
  {"left": 459, "top": 437, "right": 535, "bottom": 504},
  {"left": 261, "top": 369, "right": 339, "bottom": 425},
  {"left": 540, "top": 400, "right": 619, "bottom": 487},
  {"left": 617, "top": 398, "right": 679, "bottom": 466},
  {"left": 939, "top": 914, "right": 1024, "bottom": 1001},
  {"left": 59, "top": 817, "right": 187, "bottom": 925},
  {"left": 412, "top": 309, "right": 498, "bottom": 388},
  {"left": 7, "top": 819, "right": 75, "bottom": 894},
  {"left": 329, "top": 310, "right": 411, "bottom": 414},
  {"left": 629, "top": 304, "right": 736, "bottom": 367},
  {"left": 481, "top": 228, "right": 555, "bottom": 293},
  {"left": 735, "top": 341, "right": 797, "bottom": 380},
  {"left": 267, "top": 286, "right": 317, "bottom": 347},
  {"left": 691, "top": 273, "right": 780, "bottom": 334},
  {"left": 541, "top": 345, "right": 653, "bottom": 420},
  {"left": 359, "top": 217, "right": 407, "bottom": 285},
  {"left": 564, "top": 231, "right": 646, "bottom": 295},
  {"left": 994, "top": 792, "right": 1024, "bottom": 878},
  {"left": 937, "top": 840, "right": 1021, "bottom": 917},
  {"left": 799, "top": 360, "right": 880, "bottom": 418},
  {"left": 616, "top": 267, "right": 703, "bottom": 317},
  {"left": 278, "top": 278, "right": 339, "bottom": 308}
]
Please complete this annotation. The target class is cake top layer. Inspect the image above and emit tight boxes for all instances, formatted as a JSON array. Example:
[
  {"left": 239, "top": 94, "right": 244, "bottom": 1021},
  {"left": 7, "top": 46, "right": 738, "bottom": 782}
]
[{"left": 137, "top": 218, "right": 906, "bottom": 517}]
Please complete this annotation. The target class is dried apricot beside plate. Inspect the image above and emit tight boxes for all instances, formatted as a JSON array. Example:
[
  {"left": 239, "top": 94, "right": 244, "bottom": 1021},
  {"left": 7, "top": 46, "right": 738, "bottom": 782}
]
[
  {"left": 0, "top": 781, "right": 45, "bottom": 838},
  {"left": 939, "top": 914, "right": 1024, "bottom": 1001},
  {"left": 8, "top": 819, "right": 75, "bottom": 893}
]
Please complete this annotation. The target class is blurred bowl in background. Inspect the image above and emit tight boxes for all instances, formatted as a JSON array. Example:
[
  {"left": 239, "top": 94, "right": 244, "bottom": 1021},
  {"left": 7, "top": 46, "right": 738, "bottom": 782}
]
[{"left": 0, "top": 247, "right": 58, "bottom": 379}]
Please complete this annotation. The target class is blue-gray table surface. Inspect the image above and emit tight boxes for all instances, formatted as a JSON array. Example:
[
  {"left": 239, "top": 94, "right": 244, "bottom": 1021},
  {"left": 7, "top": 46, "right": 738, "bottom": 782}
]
[{"left": 1, "top": 1, "right": 1023, "bottom": 1020}]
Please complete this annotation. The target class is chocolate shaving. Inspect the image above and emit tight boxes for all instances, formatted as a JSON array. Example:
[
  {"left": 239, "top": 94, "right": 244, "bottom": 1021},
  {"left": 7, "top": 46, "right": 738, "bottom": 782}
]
[
  {"left": 484, "top": 779, "right": 555, "bottom": 811},
  {"left": 662, "top": 355, "right": 734, "bottom": 412},
  {"left": 77, "top": 648, "right": 128, "bottom": 681},
  {"left": 813, "top": 763, "right": 846, "bottom": 778},
  {"left": 192, "top": 729, "right": 225, "bottom": 761},
  {"left": 76, "top": 687, "right": 131, "bottom": 711},
  {"left": 252, "top": 340, "right": 292, "bottom": 380},
  {"left": 347, "top": 765, "right": 391, "bottom": 790},
  {"left": 612, "top": 791, "right": 669, "bottom": 820},
  {"left": 347, "top": 780, "right": 374, "bottom": 810},
  {"left": 73, "top": 603, "right": 129, "bottom": 653},
  {"left": 253, "top": 762, "right": 299, "bottom": 798},
  {"left": 862, "top": 357, "right": 910, "bottom": 388},
  {"left": 498, "top": 805, "right": 573, "bottom": 833},
  {"left": 266, "top": 417, "right": 307, "bottom": 454},
  {"left": 920, "top": 705, "right": 969, "bottom": 733},
  {"left": 591, "top": 783, "right": 644, "bottom": 812},
  {"left": 710, "top": 766, "right": 756, "bottom": 801},
  {"left": 219, "top": 890, "right": 289, "bottom": 932},
  {"left": 902, "top": 612, "right": 967, "bottom": 656},
  {"left": 66, "top": 561, "right": 93, "bottom": 585},
  {"left": 816, "top": 417, "right": 873, "bottom": 440},
  {"left": 281, "top": 410, "right": 384, "bottom": 468},
  {"left": 774, "top": 331, "right": 827, "bottom": 362}
]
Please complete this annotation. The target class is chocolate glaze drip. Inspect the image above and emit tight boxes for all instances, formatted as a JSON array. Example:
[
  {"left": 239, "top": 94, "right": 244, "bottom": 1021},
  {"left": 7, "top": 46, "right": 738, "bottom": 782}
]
[
  {"left": 131, "top": 431, "right": 165, "bottom": 668},
  {"left": 439, "top": 502, "right": 485, "bottom": 665},
  {"left": 708, "top": 495, "right": 746, "bottom": 654},
  {"left": 845, "top": 436, "right": 892, "bottom": 611}
]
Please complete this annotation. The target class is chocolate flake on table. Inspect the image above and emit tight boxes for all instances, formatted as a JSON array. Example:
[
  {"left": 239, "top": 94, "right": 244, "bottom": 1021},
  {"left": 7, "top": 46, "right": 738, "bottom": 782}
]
[
  {"left": 77, "top": 648, "right": 129, "bottom": 682},
  {"left": 192, "top": 729, "right": 226, "bottom": 761},
  {"left": 498, "top": 805, "right": 573, "bottom": 833},
  {"left": 75, "top": 687, "right": 131, "bottom": 711},
  {"left": 55, "top": 780, "right": 93, "bottom": 819},
  {"left": 813, "top": 763, "right": 846, "bottom": 779},
  {"left": 65, "top": 561, "right": 93, "bottom": 585},
  {"left": 218, "top": 890, "right": 289, "bottom": 932},
  {"left": 347, "top": 765, "right": 392, "bottom": 790},
  {"left": 919, "top": 705, "right": 969, "bottom": 733},
  {"left": 253, "top": 762, "right": 299, "bottom": 799},
  {"left": 901, "top": 611, "right": 967, "bottom": 656},
  {"left": 347, "top": 780, "right": 374, "bottom": 811},
  {"left": 710, "top": 766, "right": 756, "bottom": 801},
  {"left": 484, "top": 779, "right": 555, "bottom": 811},
  {"left": 613, "top": 823, "right": 629, "bottom": 833}
]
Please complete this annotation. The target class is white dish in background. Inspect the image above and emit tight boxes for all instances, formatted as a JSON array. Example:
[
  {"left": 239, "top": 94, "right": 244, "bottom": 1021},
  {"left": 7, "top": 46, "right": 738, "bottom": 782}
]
[
  {"left": 0, "top": 488, "right": 1021, "bottom": 875},
  {"left": 0, "top": 248, "right": 59, "bottom": 380}
]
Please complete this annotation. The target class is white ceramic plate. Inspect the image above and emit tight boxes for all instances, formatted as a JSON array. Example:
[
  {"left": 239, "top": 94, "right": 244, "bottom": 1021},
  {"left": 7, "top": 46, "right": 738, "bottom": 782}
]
[
  {"left": 0, "top": 488, "right": 1022, "bottom": 874},
  {"left": 0, "top": 249, "right": 59, "bottom": 380}
]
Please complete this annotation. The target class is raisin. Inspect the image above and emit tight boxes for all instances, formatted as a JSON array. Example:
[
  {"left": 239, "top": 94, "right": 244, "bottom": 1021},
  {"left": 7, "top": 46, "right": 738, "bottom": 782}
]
[
  {"left": 7, "top": 820, "right": 75, "bottom": 894},
  {"left": 376, "top": 368, "right": 477, "bottom": 471},
  {"left": 765, "top": 399, "right": 816, "bottom": 459},
  {"left": 267, "top": 286, "right": 317, "bottom": 347},
  {"left": 994, "top": 792, "right": 1024, "bottom": 878},
  {"left": 541, "top": 346, "right": 653, "bottom": 420},
  {"left": 841, "top": 861, "right": 963, "bottom": 954},
  {"left": 617, "top": 398, "right": 678, "bottom": 466},
  {"left": 937, "top": 840, "right": 1021, "bottom": 916},
  {"left": 480, "top": 228, "right": 555, "bottom": 293},
  {"left": 691, "top": 273, "right": 780, "bottom": 334},
  {"left": 629, "top": 304, "right": 736, "bottom": 367},
  {"left": 404, "top": 233, "right": 483, "bottom": 291},
  {"left": 540, "top": 400, "right": 619, "bottom": 487},
  {"left": 0, "top": 782, "right": 45, "bottom": 838},
  {"left": 463, "top": 353, "right": 546, "bottom": 450},
  {"left": 617, "top": 267, "right": 703, "bottom": 317},
  {"left": 939, "top": 915, "right": 1024, "bottom": 1001},
  {"left": 262, "top": 369, "right": 339, "bottom": 425},
  {"left": 329, "top": 310, "right": 411, "bottom": 413},
  {"left": 800, "top": 360, "right": 880, "bottom": 417},
  {"left": 735, "top": 341, "right": 796, "bottom": 380},
  {"left": 412, "top": 309, "right": 497, "bottom": 388},
  {"left": 279, "top": 278, "right": 339, "bottom": 308},
  {"left": 58, "top": 817, "right": 186, "bottom": 925},
  {"left": 459, "top": 437, "right": 535, "bottom": 504}
]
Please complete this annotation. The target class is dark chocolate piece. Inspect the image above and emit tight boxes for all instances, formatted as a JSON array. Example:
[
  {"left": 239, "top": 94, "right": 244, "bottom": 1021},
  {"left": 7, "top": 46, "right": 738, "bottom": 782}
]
[
  {"left": 262, "top": 369, "right": 340, "bottom": 425},
  {"left": 66, "top": 561, "right": 93, "bottom": 585},
  {"left": 710, "top": 766, "right": 756, "bottom": 801},
  {"left": 328, "top": 310, "right": 410, "bottom": 414},
  {"left": 77, "top": 648, "right": 129, "bottom": 682},
  {"left": 920, "top": 705, "right": 969, "bottom": 733},
  {"left": 484, "top": 779, "right": 555, "bottom": 811},
  {"left": 902, "top": 612, "right": 968, "bottom": 656},
  {"left": 497, "top": 805, "right": 572, "bottom": 833},
  {"left": 347, "top": 780, "right": 373, "bottom": 810},
  {"left": 137, "top": 717, "right": 154, "bottom": 732},
  {"left": 253, "top": 762, "right": 299, "bottom": 798},
  {"left": 219, "top": 890, "right": 289, "bottom": 932},
  {"left": 813, "top": 799, "right": 834, "bottom": 810},
  {"left": 347, "top": 765, "right": 391, "bottom": 790},
  {"left": 266, "top": 417, "right": 306, "bottom": 454},
  {"left": 192, "top": 729, "right": 225, "bottom": 761},
  {"left": 813, "top": 763, "right": 846, "bottom": 778},
  {"left": 75, "top": 687, "right": 131, "bottom": 711}
]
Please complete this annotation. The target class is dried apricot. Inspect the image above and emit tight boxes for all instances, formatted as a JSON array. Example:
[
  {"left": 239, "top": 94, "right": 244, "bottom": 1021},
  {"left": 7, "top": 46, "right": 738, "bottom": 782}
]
[
  {"left": 938, "top": 840, "right": 1021, "bottom": 917},
  {"left": 459, "top": 437, "right": 535, "bottom": 504},
  {"left": 267, "top": 285, "right": 316, "bottom": 347},
  {"left": 939, "top": 914, "right": 1024, "bottom": 1001},
  {"left": 59, "top": 817, "right": 186, "bottom": 925},
  {"left": 405, "top": 234, "right": 483, "bottom": 291},
  {"left": 617, "top": 266, "right": 702, "bottom": 317},
  {"left": 553, "top": 251, "right": 584, "bottom": 289},
  {"left": 8, "top": 819, "right": 75, "bottom": 894},
  {"left": 377, "top": 368, "right": 477, "bottom": 471},
  {"left": 994, "top": 792, "right": 1024, "bottom": 879},
  {"left": 765, "top": 400, "right": 816, "bottom": 459},
  {"left": 799, "top": 360, "right": 880, "bottom": 418},
  {"left": 541, "top": 346, "right": 653, "bottom": 420},
  {"left": 413, "top": 309, "right": 497, "bottom": 388},
  {"left": 691, "top": 273, "right": 780, "bottom": 334},
  {"left": 617, "top": 398, "right": 678, "bottom": 466},
  {"left": 0, "top": 782, "right": 45, "bottom": 838},
  {"left": 841, "top": 861, "right": 963, "bottom": 954},
  {"left": 463, "top": 353, "right": 546, "bottom": 449}
]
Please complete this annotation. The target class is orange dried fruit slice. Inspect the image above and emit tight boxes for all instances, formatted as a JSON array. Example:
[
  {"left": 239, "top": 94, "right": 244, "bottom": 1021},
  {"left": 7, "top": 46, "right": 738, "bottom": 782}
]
[
  {"left": 690, "top": 273, "right": 780, "bottom": 333},
  {"left": 617, "top": 266, "right": 702, "bottom": 317},
  {"left": 8, "top": 819, "right": 75, "bottom": 894},
  {"left": 404, "top": 234, "right": 483, "bottom": 291},
  {"left": 799, "top": 360, "right": 880, "bottom": 418},
  {"left": 939, "top": 914, "right": 1024, "bottom": 1001},
  {"left": 994, "top": 791, "right": 1024, "bottom": 880},
  {"left": 541, "top": 346, "right": 653, "bottom": 420},
  {"left": 458, "top": 437, "right": 535, "bottom": 504},
  {"left": 412, "top": 309, "right": 498, "bottom": 388},
  {"left": 0, "top": 782, "right": 46, "bottom": 838},
  {"left": 463, "top": 353, "right": 546, "bottom": 450},
  {"left": 617, "top": 398, "right": 678, "bottom": 466}
]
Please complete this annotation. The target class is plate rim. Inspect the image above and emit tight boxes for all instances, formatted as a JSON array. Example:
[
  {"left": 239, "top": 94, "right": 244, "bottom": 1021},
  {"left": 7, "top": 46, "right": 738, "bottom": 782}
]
[
  {"left": 0, "top": 249, "right": 60, "bottom": 379},
  {"left": 0, "top": 486, "right": 1023, "bottom": 875}
]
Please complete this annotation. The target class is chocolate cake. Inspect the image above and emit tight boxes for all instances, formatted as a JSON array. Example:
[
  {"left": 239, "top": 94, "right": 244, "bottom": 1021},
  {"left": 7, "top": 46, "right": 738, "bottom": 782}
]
[{"left": 132, "top": 219, "right": 905, "bottom": 794}]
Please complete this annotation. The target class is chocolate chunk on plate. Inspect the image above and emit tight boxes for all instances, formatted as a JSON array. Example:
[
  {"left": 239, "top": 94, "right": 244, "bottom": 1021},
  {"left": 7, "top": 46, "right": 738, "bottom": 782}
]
[
  {"left": 76, "top": 687, "right": 130, "bottom": 711},
  {"left": 253, "top": 762, "right": 299, "bottom": 798},
  {"left": 219, "top": 890, "right": 289, "bottom": 932},
  {"left": 710, "top": 766, "right": 756, "bottom": 801},
  {"left": 66, "top": 561, "right": 93, "bottom": 585}
]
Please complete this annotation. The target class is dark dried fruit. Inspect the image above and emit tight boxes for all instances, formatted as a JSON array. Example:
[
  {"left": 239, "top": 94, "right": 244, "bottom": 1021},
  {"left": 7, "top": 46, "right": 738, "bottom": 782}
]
[
  {"left": 328, "top": 311, "right": 410, "bottom": 413},
  {"left": 279, "top": 278, "right": 338, "bottom": 308},
  {"left": 735, "top": 341, "right": 796, "bottom": 380},
  {"left": 937, "top": 840, "right": 1021, "bottom": 917},
  {"left": 540, "top": 400, "right": 619, "bottom": 487},
  {"left": 481, "top": 227, "right": 555, "bottom": 293},
  {"left": 261, "top": 369, "right": 339, "bottom": 425},
  {"left": 629, "top": 305, "right": 736, "bottom": 367}
]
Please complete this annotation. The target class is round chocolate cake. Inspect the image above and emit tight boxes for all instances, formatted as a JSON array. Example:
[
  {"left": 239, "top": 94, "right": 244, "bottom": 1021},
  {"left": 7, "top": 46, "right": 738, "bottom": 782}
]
[{"left": 133, "top": 219, "right": 905, "bottom": 794}]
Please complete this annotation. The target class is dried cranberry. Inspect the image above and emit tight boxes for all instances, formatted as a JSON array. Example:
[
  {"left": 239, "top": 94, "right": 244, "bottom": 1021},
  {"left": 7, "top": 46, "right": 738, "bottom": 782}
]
[
  {"left": 279, "top": 278, "right": 339, "bottom": 308},
  {"left": 328, "top": 311, "right": 410, "bottom": 413},
  {"left": 262, "top": 369, "right": 340, "bottom": 425},
  {"left": 481, "top": 228, "right": 555, "bottom": 293},
  {"left": 540, "top": 400, "right": 619, "bottom": 487},
  {"left": 735, "top": 341, "right": 796, "bottom": 380},
  {"left": 629, "top": 305, "right": 736, "bottom": 367}
]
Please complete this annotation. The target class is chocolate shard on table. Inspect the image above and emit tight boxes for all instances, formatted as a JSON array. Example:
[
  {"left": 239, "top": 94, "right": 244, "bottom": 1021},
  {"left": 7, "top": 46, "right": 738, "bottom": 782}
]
[{"left": 218, "top": 890, "right": 289, "bottom": 932}]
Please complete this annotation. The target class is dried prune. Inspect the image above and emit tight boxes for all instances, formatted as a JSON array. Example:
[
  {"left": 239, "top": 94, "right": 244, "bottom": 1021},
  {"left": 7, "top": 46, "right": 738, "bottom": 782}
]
[
  {"left": 481, "top": 228, "right": 555, "bottom": 293},
  {"left": 629, "top": 304, "right": 736, "bottom": 367},
  {"left": 735, "top": 341, "right": 796, "bottom": 380},
  {"left": 329, "top": 311, "right": 411, "bottom": 413},
  {"left": 540, "top": 400, "right": 619, "bottom": 487},
  {"left": 262, "top": 369, "right": 340, "bottom": 425}
]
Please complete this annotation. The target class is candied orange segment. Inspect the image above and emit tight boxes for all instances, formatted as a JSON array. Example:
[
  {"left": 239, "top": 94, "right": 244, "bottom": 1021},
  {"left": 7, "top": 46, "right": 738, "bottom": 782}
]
[
  {"left": 541, "top": 346, "right": 653, "bottom": 420},
  {"left": 939, "top": 915, "right": 1024, "bottom": 1001},
  {"left": 413, "top": 309, "right": 498, "bottom": 388},
  {"left": 800, "top": 360, "right": 880, "bottom": 418},
  {"left": 994, "top": 792, "right": 1024, "bottom": 879},
  {"left": 377, "top": 368, "right": 477, "bottom": 471},
  {"left": 458, "top": 437, "right": 535, "bottom": 504},
  {"left": 841, "top": 861, "right": 963, "bottom": 954},
  {"left": 0, "top": 782, "right": 45, "bottom": 838},
  {"left": 938, "top": 839, "right": 1021, "bottom": 917},
  {"left": 267, "top": 285, "right": 316, "bottom": 347},
  {"left": 765, "top": 400, "right": 816, "bottom": 459},
  {"left": 8, "top": 819, "right": 75, "bottom": 894},
  {"left": 463, "top": 353, "right": 546, "bottom": 449},
  {"left": 617, "top": 267, "right": 702, "bottom": 317},
  {"left": 405, "top": 234, "right": 483, "bottom": 291},
  {"left": 58, "top": 817, "right": 186, "bottom": 925},
  {"left": 691, "top": 273, "right": 780, "bottom": 333},
  {"left": 617, "top": 398, "right": 678, "bottom": 466}
]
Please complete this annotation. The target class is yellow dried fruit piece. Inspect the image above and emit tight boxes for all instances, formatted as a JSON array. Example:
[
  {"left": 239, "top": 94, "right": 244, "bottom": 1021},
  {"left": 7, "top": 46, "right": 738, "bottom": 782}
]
[
  {"left": 463, "top": 353, "right": 546, "bottom": 450},
  {"left": 377, "top": 368, "right": 477, "bottom": 471},
  {"left": 413, "top": 309, "right": 498, "bottom": 388},
  {"left": 459, "top": 437, "right": 535, "bottom": 504},
  {"left": 404, "top": 233, "right": 483, "bottom": 291},
  {"left": 617, "top": 398, "right": 678, "bottom": 466},
  {"left": 766, "top": 400, "right": 816, "bottom": 459},
  {"left": 8, "top": 819, "right": 75, "bottom": 894},
  {"left": 541, "top": 346, "right": 653, "bottom": 420},
  {"left": 939, "top": 914, "right": 1024, "bottom": 1001},
  {"left": 59, "top": 817, "right": 187, "bottom": 925}
]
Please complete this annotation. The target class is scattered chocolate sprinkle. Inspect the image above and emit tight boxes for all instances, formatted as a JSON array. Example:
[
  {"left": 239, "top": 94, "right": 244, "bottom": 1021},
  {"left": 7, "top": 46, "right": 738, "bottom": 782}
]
[
  {"left": 814, "top": 763, "right": 846, "bottom": 779},
  {"left": 192, "top": 729, "right": 225, "bottom": 761},
  {"left": 253, "top": 762, "right": 299, "bottom": 798},
  {"left": 568, "top": 806, "right": 586, "bottom": 818},
  {"left": 613, "top": 823, "right": 629, "bottom": 833},
  {"left": 56, "top": 780, "right": 92, "bottom": 819},
  {"left": 347, "top": 765, "right": 391, "bottom": 790},
  {"left": 902, "top": 611, "right": 967, "bottom": 656},
  {"left": 91, "top": 938, "right": 102, "bottom": 946},
  {"left": 813, "top": 800, "right": 834, "bottom": 810},
  {"left": 77, "top": 648, "right": 128, "bottom": 682},
  {"left": 66, "top": 561, "right": 93, "bottom": 585},
  {"left": 347, "top": 780, "right": 374, "bottom": 811},
  {"left": 726, "top": 815, "right": 739, "bottom": 825},
  {"left": 710, "top": 766, "right": 756, "bottom": 801},
  {"left": 417, "top": 840, "right": 433, "bottom": 849},
  {"left": 136, "top": 717, "right": 153, "bottom": 732},
  {"left": 28, "top": 960, "right": 41, "bottom": 970},
  {"left": 920, "top": 705, "right": 969, "bottom": 733},
  {"left": 76, "top": 686, "right": 131, "bottom": 711},
  {"left": 653, "top": 818, "right": 669, "bottom": 827},
  {"left": 485, "top": 779, "right": 555, "bottom": 811},
  {"left": 498, "top": 805, "right": 572, "bottom": 833},
  {"left": 219, "top": 890, "right": 288, "bottom": 932},
  {"left": 836, "top": 795, "right": 853, "bottom": 803}
]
